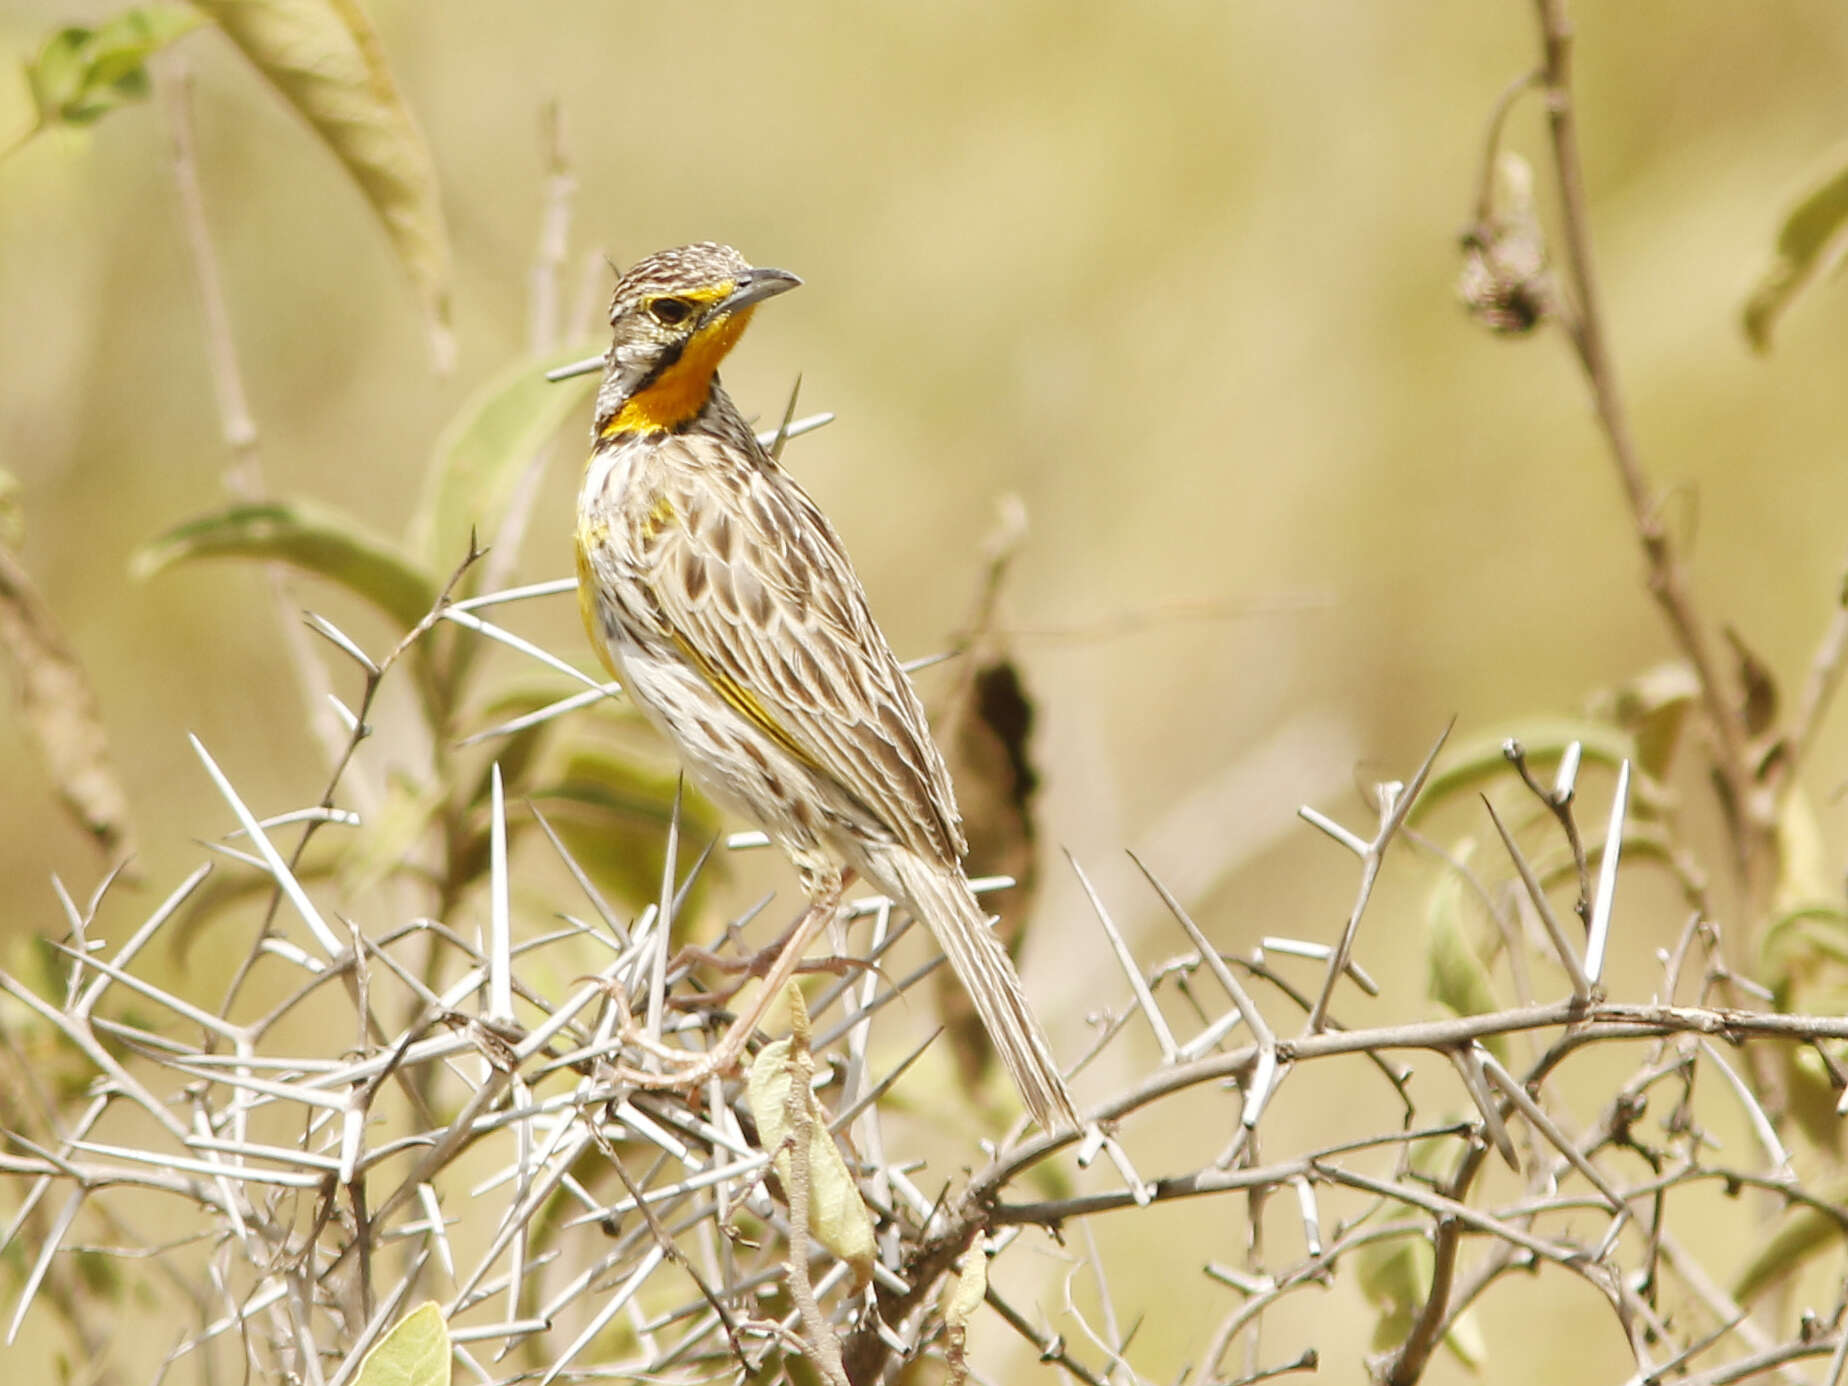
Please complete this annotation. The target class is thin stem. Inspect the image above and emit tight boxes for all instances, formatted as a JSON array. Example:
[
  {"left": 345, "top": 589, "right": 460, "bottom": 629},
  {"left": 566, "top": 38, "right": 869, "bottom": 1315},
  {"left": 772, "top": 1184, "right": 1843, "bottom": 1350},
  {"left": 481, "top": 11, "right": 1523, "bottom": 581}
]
[
  {"left": 156, "top": 58, "right": 358, "bottom": 784},
  {"left": 1531, "top": 0, "right": 1758, "bottom": 873}
]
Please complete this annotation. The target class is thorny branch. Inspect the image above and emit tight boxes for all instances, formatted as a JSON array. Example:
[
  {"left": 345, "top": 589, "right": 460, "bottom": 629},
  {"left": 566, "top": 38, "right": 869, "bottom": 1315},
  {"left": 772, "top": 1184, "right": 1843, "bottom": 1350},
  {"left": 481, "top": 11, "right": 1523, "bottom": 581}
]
[
  {"left": 156, "top": 58, "right": 357, "bottom": 781},
  {"left": 6, "top": 561, "right": 1848, "bottom": 1386},
  {"left": 7, "top": 13, "right": 1848, "bottom": 1383},
  {"left": 1466, "top": 0, "right": 1848, "bottom": 1233}
]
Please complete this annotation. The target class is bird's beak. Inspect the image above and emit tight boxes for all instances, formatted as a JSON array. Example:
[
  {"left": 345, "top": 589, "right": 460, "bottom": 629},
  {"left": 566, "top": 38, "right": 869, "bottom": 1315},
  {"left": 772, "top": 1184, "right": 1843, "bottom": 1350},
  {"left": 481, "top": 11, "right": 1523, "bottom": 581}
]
[{"left": 715, "top": 266, "right": 802, "bottom": 316}]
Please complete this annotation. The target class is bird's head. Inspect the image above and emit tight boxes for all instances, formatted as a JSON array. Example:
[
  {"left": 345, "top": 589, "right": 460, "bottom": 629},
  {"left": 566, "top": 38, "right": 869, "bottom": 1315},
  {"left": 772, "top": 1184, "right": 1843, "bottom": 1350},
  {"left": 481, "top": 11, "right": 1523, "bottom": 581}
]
[{"left": 594, "top": 242, "right": 801, "bottom": 438}]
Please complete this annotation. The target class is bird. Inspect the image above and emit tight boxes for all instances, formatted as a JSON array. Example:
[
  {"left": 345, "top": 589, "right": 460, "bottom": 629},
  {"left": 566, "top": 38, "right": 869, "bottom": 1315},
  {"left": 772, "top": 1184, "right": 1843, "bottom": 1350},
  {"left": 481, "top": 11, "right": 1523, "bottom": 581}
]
[{"left": 572, "top": 241, "right": 1079, "bottom": 1134}]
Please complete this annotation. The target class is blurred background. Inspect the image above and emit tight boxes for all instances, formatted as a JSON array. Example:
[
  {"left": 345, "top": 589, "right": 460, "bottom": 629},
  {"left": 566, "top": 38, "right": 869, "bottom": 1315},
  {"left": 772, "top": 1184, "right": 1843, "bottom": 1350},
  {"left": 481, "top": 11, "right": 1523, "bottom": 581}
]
[{"left": 4, "top": 1, "right": 1848, "bottom": 1380}]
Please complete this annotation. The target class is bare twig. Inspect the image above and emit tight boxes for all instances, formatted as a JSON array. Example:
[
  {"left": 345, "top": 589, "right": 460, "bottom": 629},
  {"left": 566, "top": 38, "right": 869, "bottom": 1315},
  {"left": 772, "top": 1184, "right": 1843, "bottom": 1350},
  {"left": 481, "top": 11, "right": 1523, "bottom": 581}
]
[
  {"left": 1531, "top": 0, "right": 1759, "bottom": 874},
  {"left": 1303, "top": 720, "right": 1453, "bottom": 1031},
  {"left": 155, "top": 58, "right": 357, "bottom": 781},
  {"left": 1781, "top": 564, "right": 1848, "bottom": 789}
]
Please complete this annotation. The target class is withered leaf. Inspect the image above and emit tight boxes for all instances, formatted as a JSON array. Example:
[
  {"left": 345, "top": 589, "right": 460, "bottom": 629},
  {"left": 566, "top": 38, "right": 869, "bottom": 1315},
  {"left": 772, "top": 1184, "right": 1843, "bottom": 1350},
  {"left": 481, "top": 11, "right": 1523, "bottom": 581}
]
[
  {"left": 933, "top": 656, "right": 1041, "bottom": 1085},
  {"left": 0, "top": 540, "right": 136, "bottom": 864}
]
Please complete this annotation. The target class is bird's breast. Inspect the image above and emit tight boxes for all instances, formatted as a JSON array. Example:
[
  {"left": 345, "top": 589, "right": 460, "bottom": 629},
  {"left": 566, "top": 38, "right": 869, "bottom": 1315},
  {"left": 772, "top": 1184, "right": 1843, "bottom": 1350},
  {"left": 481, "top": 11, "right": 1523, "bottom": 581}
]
[{"left": 576, "top": 441, "right": 672, "bottom": 655}]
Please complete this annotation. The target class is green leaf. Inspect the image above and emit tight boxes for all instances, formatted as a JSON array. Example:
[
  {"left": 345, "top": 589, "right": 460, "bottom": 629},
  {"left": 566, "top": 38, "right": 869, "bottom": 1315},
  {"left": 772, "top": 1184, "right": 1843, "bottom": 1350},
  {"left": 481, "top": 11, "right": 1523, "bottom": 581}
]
[
  {"left": 1759, "top": 790, "right": 1848, "bottom": 1006},
  {"left": 1733, "top": 1189, "right": 1848, "bottom": 1306},
  {"left": 23, "top": 6, "right": 203, "bottom": 132},
  {"left": 0, "top": 469, "right": 23, "bottom": 550},
  {"left": 409, "top": 343, "right": 602, "bottom": 572},
  {"left": 747, "top": 1025, "right": 876, "bottom": 1287},
  {"left": 337, "top": 772, "right": 445, "bottom": 899},
  {"left": 349, "top": 1301, "right": 449, "bottom": 1386},
  {"left": 191, "top": 0, "right": 453, "bottom": 360},
  {"left": 133, "top": 499, "right": 439, "bottom": 631},
  {"left": 1742, "top": 143, "right": 1848, "bottom": 352},
  {"left": 0, "top": 57, "right": 36, "bottom": 158},
  {"left": 1783, "top": 1043, "right": 1847, "bottom": 1159},
  {"left": 1772, "top": 789, "right": 1834, "bottom": 918},
  {"left": 73, "top": 1249, "right": 125, "bottom": 1300},
  {"left": 1597, "top": 662, "right": 1699, "bottom": 782},
  {"left": 1355, "top": 1228, "right": 1486, "bottom": 1371},
  {"left": 540, "top": 747, "right": 721, "bottom": 832},
  {"left": 169, "top": 840, "right": 342, "bottom": 961},
  {"left": 1409, "top": 720, "right": 1639, "bottom": 826},
  {"left": 1764, "top": 908, "right": 1848, "bottom": 983},
  {"left": 1424, "top": 841, "right": 1508, "bottom": 1064},
  {"left": 530, "top": 749, "right": 724, "bottom": 917}
]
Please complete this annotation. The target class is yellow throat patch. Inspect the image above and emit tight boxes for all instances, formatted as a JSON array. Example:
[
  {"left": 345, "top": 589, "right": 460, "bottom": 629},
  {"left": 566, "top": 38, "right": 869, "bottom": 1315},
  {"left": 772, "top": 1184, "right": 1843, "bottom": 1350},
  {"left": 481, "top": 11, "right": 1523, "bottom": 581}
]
[{"left": 602, "top": 305, "right": 757, "bottom": 437}]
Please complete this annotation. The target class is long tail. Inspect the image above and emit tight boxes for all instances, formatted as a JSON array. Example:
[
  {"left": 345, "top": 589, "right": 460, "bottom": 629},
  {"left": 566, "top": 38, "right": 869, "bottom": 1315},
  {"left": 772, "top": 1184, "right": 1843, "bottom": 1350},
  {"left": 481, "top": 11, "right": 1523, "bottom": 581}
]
[{"left": 872, "top": 845, "right": 1080, "bottom": 1133}]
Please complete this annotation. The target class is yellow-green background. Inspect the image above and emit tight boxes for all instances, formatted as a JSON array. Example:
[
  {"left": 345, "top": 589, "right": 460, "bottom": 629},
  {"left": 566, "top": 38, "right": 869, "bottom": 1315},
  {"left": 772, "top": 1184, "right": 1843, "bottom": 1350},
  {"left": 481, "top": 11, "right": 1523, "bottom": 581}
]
[{"left": 4, "top": 1, "right": 1848, "bottom": 1380}]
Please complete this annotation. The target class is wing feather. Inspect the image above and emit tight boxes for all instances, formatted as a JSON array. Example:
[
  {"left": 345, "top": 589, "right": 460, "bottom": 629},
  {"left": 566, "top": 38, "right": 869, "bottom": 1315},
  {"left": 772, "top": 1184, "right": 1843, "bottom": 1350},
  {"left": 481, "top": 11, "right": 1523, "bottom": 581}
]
[{"left": 640, "top": 436, "right": 966, "bottom": 863}]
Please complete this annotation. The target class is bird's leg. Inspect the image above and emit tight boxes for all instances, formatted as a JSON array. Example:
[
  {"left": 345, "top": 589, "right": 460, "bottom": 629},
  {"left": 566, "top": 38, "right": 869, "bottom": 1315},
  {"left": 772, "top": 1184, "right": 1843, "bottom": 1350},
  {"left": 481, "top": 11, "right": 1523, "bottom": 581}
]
[
  {"left": 664, "top": 949, "right": 878, "bottom": 1012},
  {"left": 615, "top": 871, "right": 846, "bottom": 1090},
  {"left": 665, "top": 871, "right": 871, "bottom": 1009}
]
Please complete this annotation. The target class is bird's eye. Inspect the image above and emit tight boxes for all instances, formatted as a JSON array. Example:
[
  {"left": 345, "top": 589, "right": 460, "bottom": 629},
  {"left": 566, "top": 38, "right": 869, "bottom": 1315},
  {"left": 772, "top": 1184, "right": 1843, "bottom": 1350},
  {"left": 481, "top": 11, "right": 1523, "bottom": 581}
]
[{"left": 648, "top": 297, "right": 693, "bottom": 326}]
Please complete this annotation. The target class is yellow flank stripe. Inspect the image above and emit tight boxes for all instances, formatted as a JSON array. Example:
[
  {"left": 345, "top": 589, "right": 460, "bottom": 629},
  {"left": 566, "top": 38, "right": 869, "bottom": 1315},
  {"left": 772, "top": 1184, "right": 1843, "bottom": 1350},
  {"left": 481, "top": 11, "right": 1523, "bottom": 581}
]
[
  {"left": 577, "top": 518, "right": 804, "bottom": 766},
  {"left": 574, "top": 536, "right": 621, "bottom": 680},
  {"left": 601, "top": 305, "right": 758, "bottom": 437},
  {"left": 669, "top": 630, "right": 822, "bottom": 774}
]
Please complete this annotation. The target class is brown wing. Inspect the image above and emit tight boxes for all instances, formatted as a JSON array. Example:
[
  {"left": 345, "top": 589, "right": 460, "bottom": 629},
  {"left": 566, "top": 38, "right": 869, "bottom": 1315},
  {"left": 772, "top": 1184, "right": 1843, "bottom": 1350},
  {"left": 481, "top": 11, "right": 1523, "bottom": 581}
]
[{"left": 641, "top": 433, "right": 967, "bottom": 864}]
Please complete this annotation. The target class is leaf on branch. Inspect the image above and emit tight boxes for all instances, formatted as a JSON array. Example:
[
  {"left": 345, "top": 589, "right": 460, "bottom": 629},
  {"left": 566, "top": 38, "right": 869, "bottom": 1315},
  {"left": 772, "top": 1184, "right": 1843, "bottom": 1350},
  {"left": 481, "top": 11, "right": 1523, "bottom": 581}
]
[
  {"left": 932, "top": 656, "right": 1041, "bottom": 1087},
  {"left": 1770, "top": 789, "right": 1835, "bottom": 924},
  {"left": 190, "top": 0, "right": 453, "bottom": 363},
  {"left": 1589, "top": 662, "right": 1699, "bottom": 783},
  {"left": 1741, "top": 143, "right": 1848, "bottom": 352},
  {"left": 169, "top": 839, "right": 341, "bottom": 960},
  {"left": 1760, "top": 790, "right": 1848, "bottom": 1156},
  {"left": 408, "top": 342, "right": 603, "bottom": 573},
  {"left": 0, "top": 536, "right": 137, "bottom": 863},
  {"left": 1410, "top": 719, "right": 1641, "bottom": 824},
  {"left": 540, "top": 748, "right": 723, "bottom": 836},
  {"left": 942, "top": 1237, "right": 989, "bottom": 1386},
  {"left": 1782, "top": 1040, "right": 1848, "bottom": 1161},
  {"left": 1732, "top": 1189, "right": 1848, "bottom": 1307},
  {"left": 1760, "top": 791, "right": 1846, "bottom": 993},
  {"left": 1355, "top": 1228, "right": 1487, "bottom": 1371},
  {"left": 529, "top": 747, "right": 725, "bottom": 917},
  {"left": 1722, "top": 625, "right": 1780, "bottom": 740},
  {"left": 747, "top": 1021, "right": 875, "bottom": 1287},
  {"left": 348, "top": 1301, "right": 450, "bottom": 1386},
  {"left": 132, "top": 499, "right": 440, "bottom": 631},
  {"left": 19, "top": 5, "right": 203, "bottom": 136},
  {"left": 0, "top": 468, "right": 21, "bottom": 550},
  {"left": 338, "top": 772, "right": 444, "bottom": 899},
  {"left": 1424, "top": 840, "right": 1509, "bottom": 1063}
]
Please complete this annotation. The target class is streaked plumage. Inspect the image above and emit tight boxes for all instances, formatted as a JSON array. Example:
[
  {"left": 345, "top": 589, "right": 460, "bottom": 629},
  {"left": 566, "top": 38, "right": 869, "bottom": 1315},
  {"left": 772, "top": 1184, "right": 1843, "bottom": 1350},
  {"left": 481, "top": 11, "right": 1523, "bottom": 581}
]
[{"left": 575, "top": 242, "right": 1078, "bottom": 1132}]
